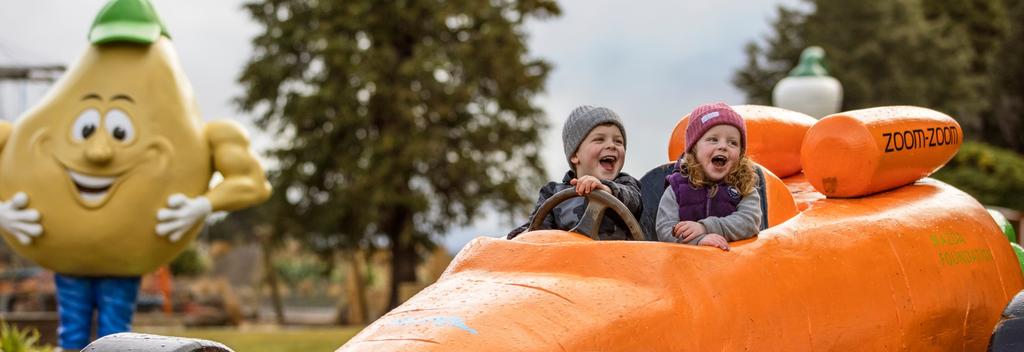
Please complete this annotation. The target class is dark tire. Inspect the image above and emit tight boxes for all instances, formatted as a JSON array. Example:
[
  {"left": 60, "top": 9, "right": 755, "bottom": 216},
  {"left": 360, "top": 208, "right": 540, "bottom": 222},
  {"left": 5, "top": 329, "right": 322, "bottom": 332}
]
[{"left": 989, "top": 290, "right": 1024, "bottom": 352}]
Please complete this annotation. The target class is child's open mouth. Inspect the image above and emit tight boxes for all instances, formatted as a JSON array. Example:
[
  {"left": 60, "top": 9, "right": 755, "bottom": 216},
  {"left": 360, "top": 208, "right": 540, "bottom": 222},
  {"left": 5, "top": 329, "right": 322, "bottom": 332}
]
[
  {"left": 711, "top": 155, "right": 728, "bottom": 167},
  {"left": 600, "top": 155, "right": 618, "bottom": 171}
]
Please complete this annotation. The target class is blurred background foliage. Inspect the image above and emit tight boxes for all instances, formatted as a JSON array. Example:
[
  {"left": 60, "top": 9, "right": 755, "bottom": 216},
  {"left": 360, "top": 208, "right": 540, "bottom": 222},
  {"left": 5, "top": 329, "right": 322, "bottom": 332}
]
[
  {"left": 168, "top": 246, "right": 207, "bottom": 278},
  {"left": 734, "top": 0, "right": 1024, "bottom": 205},
  {"left": 933, "top": 142, "right": 1024, "bottom": 210}
]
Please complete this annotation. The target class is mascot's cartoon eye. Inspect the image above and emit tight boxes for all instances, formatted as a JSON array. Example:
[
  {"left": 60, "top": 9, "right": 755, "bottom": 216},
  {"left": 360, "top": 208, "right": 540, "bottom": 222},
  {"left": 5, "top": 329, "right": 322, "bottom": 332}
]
[
  {"left": 105, "top": 109, "right": 136, "bottom": 143},
  {"left": 71, "top": 109, "right": 101, "bottom": 142}
]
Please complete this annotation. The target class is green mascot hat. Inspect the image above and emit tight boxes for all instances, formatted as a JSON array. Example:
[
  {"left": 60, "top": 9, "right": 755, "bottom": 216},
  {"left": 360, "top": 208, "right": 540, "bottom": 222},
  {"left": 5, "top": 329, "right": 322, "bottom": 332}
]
[
  {"left": 88, "top": 0, "right": 170, "bottom": 45},
  {"left": 788, "top": 46, "right": 829, "bottom": 77}
]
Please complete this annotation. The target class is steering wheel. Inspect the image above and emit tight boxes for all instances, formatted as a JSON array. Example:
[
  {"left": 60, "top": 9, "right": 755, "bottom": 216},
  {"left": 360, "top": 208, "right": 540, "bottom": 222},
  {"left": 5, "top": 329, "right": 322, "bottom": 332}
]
[{"left": 527, "top": 188, "right": 644, "bottom": 241}]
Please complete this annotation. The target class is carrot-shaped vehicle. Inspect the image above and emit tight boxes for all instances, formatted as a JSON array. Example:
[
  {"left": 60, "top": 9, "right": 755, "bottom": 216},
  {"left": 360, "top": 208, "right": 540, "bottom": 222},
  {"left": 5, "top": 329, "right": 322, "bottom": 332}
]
[{"left": 335, "top": 106, "right": 1024, "bottom": 351}]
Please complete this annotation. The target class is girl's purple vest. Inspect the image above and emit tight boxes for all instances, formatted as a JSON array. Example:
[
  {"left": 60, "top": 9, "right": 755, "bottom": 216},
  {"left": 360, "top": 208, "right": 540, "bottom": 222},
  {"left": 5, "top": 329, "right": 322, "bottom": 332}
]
[{"left": 666, "top": 164, "right": 742, "bottom": 222}]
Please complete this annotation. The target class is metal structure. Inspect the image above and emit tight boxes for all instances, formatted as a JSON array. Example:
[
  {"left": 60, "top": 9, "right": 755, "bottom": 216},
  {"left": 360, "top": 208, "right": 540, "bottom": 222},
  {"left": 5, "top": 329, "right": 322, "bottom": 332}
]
[{"left": 0, "top": 42, "right": 66, "bottom": 120}]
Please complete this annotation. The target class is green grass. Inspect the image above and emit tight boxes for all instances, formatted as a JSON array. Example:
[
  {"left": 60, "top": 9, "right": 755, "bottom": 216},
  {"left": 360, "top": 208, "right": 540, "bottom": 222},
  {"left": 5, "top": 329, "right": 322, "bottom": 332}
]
[{"left": 135, "top": 325, "right": 364, "bottom": 352}]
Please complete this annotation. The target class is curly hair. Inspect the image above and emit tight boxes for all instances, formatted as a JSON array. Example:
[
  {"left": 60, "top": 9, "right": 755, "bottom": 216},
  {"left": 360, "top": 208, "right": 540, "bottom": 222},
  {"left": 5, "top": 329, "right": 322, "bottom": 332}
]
[{"left": 681, "top": 151, "right": 758, "bottom": 197}]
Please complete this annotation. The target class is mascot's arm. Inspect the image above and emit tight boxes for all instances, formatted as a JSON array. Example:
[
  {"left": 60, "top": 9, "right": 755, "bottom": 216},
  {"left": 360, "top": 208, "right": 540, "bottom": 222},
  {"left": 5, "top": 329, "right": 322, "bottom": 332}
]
[
  {"left": 0, "top": 121, "right": 10, "bottom": 153},
  {"left": 0, "top": 121, "right": 43, "bottom": 244},
  {"left": 203, "top": 120, "right": 272, "bottom": 212},
  {"left": 155, "top": 121, "right": 270, "bottom": 242}
]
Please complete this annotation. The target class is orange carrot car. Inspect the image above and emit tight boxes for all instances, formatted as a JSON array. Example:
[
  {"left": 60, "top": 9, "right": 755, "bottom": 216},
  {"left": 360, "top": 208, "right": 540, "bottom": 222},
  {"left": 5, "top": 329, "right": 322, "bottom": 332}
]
[{"left": 337, "top": 106, "right": 1024, "bottom": 351}]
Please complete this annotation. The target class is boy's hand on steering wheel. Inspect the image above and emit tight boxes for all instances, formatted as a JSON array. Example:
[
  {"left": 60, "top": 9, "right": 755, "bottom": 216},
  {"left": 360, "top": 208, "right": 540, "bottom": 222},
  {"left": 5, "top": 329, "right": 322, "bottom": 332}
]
[
  {"left": 698, "top": 233, "right": 730, "bottom": 251},
  {"left": 570, "top": 176, "right": 611, "bottom": 196},
  {"left": 673, "top": 221, "right": 706, "bottom": 242}
]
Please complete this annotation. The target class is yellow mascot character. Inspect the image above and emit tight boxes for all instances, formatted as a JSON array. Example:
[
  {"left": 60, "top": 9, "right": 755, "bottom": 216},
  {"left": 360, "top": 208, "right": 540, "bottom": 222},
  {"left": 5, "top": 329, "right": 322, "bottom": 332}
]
[{"left": 0, "top": 0, "right": 271, "bottom": 349}]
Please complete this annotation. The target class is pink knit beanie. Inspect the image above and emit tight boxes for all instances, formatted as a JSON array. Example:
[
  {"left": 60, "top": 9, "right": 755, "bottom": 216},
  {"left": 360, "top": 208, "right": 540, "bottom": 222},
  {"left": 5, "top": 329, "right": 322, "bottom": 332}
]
[{"left": 684, "top": 102, "right": 747, "bottom": 155}]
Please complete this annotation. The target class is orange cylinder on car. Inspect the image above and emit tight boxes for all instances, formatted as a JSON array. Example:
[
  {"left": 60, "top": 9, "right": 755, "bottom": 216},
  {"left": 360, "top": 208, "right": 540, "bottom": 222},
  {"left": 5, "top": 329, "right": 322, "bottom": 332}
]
[
  {"left": 668, "top": 105, "right": 815, "bottom": 178},
  {"left": 801, "top": 106, "right": 961, "bottom": 198}
]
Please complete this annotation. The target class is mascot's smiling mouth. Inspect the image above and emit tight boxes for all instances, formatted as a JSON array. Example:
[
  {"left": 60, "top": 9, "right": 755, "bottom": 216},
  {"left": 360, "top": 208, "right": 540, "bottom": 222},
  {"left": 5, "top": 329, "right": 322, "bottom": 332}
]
[
  {"left": 49, "top": 139, "right": 169, "bottom": 209},
  {"left": 67, "top": 170, "right": 116, "bottom": 203}
]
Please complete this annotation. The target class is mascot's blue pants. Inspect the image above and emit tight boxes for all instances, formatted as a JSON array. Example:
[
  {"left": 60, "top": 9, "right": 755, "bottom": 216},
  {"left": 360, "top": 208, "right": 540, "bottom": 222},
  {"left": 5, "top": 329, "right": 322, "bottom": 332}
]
[{"left": 54, "top": 274, "right": 141, "bottom": 349}]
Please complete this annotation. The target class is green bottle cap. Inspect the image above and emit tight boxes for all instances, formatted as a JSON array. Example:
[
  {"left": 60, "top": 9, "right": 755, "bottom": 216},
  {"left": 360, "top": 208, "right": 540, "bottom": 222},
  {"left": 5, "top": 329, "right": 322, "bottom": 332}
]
[
  {"left": 789, "top": 46, "right": 829, "bottom": 77},
  {"left": 88, "top": 0, "right": 170, "bottom": 45}
]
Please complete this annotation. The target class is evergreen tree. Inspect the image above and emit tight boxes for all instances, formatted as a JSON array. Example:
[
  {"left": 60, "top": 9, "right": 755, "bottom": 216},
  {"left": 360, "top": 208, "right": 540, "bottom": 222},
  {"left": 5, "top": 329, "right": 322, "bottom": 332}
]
[
  {"left": 921, "top": 0, "right": 1012, "bottom": 145},
  {"left": 237, "top": 0, "right": 560, "bottom": 311},
  {"left": 990, "top": 0, "right": 1024, "bottom": 150},
  {"left": 733, "top": 6, "right": 806, "bottom": 105},
  {"left": 734, "top": 0, "right": 997, "bottom": 141}
]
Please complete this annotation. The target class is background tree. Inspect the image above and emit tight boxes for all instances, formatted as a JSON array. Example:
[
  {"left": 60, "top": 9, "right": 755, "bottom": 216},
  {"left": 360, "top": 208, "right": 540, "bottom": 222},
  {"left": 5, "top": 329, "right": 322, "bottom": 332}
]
[
  {"left": 733, "top": 0, "right": 1012, "bottom": 149},
  {"left": 733, "top": 6, "right": 805, "bottom": 106},
  {"left": 734, "top": 0, "right": 1024, "bottom": 210},
  {"left": 238, "top": 0, "right": 560, "bottom": 311},
  {"left": 990, "top": 0, "right": 1024, "bottom": 151},
  {"left": 205, "top": 191, "right": 292, "bottom": 324},
  {"left": 920, "top": 0, "right": 1011, "bottom": 147}
]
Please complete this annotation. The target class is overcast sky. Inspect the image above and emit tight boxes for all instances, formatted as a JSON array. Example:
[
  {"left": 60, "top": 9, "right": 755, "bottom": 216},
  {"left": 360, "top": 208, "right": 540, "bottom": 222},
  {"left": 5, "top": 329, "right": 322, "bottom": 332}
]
[{"left": 0, "top": 0, "right": 802, "bottom": 252}]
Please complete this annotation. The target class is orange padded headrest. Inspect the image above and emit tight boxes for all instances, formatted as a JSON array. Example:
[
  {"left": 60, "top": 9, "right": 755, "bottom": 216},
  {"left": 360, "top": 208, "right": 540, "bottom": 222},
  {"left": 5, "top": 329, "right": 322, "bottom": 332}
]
[
  {"left": 760, "top": 166, "right": 800, "bottom": 227},
  {"left": 801, "top": 106, "right": 961, "bottom": 197}
]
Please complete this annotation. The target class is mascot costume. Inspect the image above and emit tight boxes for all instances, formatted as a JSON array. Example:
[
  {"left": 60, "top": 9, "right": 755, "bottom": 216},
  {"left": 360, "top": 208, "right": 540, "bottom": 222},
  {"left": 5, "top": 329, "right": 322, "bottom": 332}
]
[{"left": 0, "top": 0, "right": 271, "bottom": 349}]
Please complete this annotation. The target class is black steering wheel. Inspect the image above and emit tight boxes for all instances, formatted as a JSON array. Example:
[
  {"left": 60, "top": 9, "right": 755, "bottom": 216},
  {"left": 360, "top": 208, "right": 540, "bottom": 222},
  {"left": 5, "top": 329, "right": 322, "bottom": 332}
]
[{"left": 527, "top": 188, "right": 644, "bottom": 241}]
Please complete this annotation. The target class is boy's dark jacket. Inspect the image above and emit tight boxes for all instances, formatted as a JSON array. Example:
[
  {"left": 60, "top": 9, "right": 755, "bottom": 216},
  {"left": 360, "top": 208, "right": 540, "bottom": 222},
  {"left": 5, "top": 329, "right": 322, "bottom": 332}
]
[{"left": 507, "top": 171, "right": 642, "bottom": 240}]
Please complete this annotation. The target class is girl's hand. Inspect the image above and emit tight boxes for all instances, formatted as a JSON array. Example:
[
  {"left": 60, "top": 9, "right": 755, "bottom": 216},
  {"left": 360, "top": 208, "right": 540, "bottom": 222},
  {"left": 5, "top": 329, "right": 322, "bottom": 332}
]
[
  {"left": 673, "top": 221, "right": 706, "bottom": 242},
  {"left": 570, "top": 176, "right": 611, "bottom": 196},
  {"left": 698, "top": 233, "right": 730, "bottom": 251}
]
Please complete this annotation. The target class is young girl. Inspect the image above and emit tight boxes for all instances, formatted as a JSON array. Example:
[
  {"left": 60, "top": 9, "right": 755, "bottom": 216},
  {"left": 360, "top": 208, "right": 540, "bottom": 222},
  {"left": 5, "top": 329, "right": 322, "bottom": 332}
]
[{"left": 655, "top": 103, "right": 762, "bottom": 250}]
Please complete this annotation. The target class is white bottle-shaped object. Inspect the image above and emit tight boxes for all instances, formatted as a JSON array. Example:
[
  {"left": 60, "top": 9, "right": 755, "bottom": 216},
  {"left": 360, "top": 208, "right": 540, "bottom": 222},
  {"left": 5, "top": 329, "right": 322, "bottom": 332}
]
[{"left": 772, "top": 46, "right": 843, "bottom": 119}]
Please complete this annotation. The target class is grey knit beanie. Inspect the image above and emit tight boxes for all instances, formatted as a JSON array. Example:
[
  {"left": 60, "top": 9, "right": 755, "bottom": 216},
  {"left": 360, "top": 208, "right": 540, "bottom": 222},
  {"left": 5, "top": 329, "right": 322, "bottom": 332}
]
[{"left": 562, "top": 105, "right": 626, "bottom": 168}]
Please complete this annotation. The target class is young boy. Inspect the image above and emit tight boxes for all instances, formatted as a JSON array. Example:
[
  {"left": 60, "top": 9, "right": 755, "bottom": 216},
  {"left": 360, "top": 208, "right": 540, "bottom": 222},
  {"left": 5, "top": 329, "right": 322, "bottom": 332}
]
[{"left": 507, "top": 105, "right": 642, "bottom": 240}]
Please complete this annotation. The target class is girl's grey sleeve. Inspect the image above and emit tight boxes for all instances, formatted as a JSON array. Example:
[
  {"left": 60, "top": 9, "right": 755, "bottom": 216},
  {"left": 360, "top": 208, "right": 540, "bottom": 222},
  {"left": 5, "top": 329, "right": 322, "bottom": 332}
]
[
  {"left": 697, "top": 189, "right": 762, "bottom": 241},
  {"left": 655, "top": 189, "right": 682, "bottom": 243}
]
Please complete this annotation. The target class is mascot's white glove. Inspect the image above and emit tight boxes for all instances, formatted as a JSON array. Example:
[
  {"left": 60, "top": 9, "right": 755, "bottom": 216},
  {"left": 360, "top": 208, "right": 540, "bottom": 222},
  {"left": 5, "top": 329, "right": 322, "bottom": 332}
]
[
  {"left": 0, "top": 192, "right": 42, "bottom": 245},
  {"left": 156, "top": 194, "right": 212, "bottom": 242}
]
